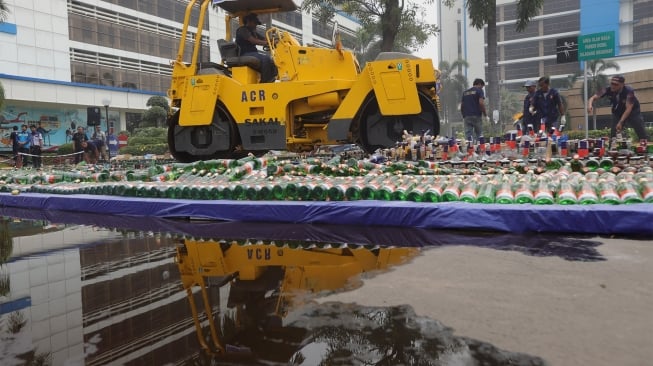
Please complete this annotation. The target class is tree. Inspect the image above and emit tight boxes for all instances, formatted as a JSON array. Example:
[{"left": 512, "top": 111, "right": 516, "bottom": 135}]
[
  {"left": 141, "top": 96, "right": 170, "bottom": 128},
  {"left": 301, "top": 0, "right": 438, "bottom": 53},
  {"left": 146, "top": 96, "right": 170, "bottom": 114},
  {"left": 442, "top": 0, "right": 543, "bottom": 125},
  {"left": 0, "top": 0, "right": 8, "bottom": 22},
  {"left": 584, "top": 59, "right": 620, "bottom": 130},
  {"left": 438, "top": 59, "right": 469, "bottom": 132}
]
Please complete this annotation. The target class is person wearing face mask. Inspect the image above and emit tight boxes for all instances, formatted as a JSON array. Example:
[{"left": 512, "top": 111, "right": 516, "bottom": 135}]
[{"left": 588, "top": 75, "right": 648, "bottom": 141}]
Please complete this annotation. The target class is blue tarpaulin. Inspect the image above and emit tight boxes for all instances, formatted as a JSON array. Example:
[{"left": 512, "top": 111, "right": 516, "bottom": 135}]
[{"left": 1, "top": 193, "right": 652, "bottom": 235}]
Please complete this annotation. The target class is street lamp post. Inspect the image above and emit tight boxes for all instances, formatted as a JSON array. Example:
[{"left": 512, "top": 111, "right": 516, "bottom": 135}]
[{"left": 101, "top": 98, "right": 111, "bottom": 135}]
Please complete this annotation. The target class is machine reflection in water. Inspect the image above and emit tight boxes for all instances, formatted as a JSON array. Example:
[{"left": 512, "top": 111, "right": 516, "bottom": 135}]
[
  {"left": 176, "top": 239, "right": 546, "bottom": 365},
  {"left": 176, "top": 238, "right": 418, "bottom": 359}
]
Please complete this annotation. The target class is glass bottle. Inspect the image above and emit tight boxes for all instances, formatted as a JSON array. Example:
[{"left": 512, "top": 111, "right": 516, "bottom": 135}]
[
  {"left": 495, "top": 178, "right": 514, "bottom": 204},
  {"left": 577, "top": 179, "right": 599, "bottom": 204},
  {"left": 617, "top": 179, "right": 644, "bottom": 204},
  {"left": 328, "top": 183, "right": 346, "bottom": 201},
  {"left": 476, "top": 179, "right": 497, "bottom": 204},
  {"left": 533, "top": 177, "right": 554, "bottom": 205},
  {"left": 514, "top": 179, "right": 534, "bottom": 204},
  {"left": 345, "top": 183, "right": 363, "bottom": 201},
  {"left": 638, "top": 178, "right": 653, "bottom": 203},
  {"left": 441, "top": 178, "right": 462, "bottom": 202},
  {"left": 459, "top": 178, "right": 479, "bottom": 203},
  {"left": 556, "top": 179, "right": 578, "bottom": 205},
  {"left": 597, "top": 179, "right": 620, "bottom": 205}
]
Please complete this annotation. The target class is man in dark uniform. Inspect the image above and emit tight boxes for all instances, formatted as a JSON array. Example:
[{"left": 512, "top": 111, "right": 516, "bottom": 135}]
[
  {"left": 459, "top": 78, "right": 486, "bottom": 142},
  {"left": 588, "top": 74, "right": 648, "bottom": 141},
  {"left": 521, "top": 80, "right": 537, "bottom": 134},
  {"left": 533, "top": 76, "right": 565, "bottom": 133},
  {"left": 236, "top": 13, "right": 277, "bottom": 83}
]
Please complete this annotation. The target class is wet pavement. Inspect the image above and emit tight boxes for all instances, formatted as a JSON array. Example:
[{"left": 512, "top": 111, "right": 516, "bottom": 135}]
[{"left": 0, "top": 208, "right": 651, "bottom": 365}]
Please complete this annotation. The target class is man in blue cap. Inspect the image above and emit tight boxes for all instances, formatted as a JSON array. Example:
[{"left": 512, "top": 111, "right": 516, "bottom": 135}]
[
  {"left": 521, "top": 80, "right": 537, "bottom": 134},
  {"left": 588, "top": 74, "right": 648, "bottom": 141}
]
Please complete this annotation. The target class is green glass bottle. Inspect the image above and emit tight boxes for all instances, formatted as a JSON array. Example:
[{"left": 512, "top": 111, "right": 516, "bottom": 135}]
[
  {"left": 284, "top": 181, "right": 298, "bottom": 200},
  {"left": 271, "top": 183, "right": 286, "bottom": 200},
  {"left": 533, "top": 178, "right": 554, "bottom": 205},
  {"left": 459, "top": 178, "right": 479, "bottom": 203},
  {"left": 361, "top": 183, "right": 379, "bottom": 200},
  {"left": 494, "top": 180, "right": 514, "bottom": 204},
  {"left": 441, "top": 179, "right": 462, "bottom": 202},
  {"left": 376, "top": 185, "right": 394, "bottom": 201},
  {"left": 597, "top": 179, "right": 620, "bottom": 204},
  {"left": 406, "top": 186, "right": 425, "bottom": 202},
  {"left": 245, "top": 184, "right": 260, "bottom": 200},
  {"left": 391, "top": 183, "right": 412, "bottom": 201},
  {"left": 296, "top": 183, "right": 313, "bottom": 201},
  {"left": 576, "top": 182, "right": 598, "bottom": 204},
  {"left": 569, "top": 154, "right": 583, "bottom": 173},
  {"left": 232, "top": 184, "right": 247, "bottom": 200},
  {"left": 617, "top": 179, "right": 644, "bottom": 204},
  {"left": 310, "top": 183, "right": 329, "bottom": 201},
  {"left": 638, "top": 178, "right": 653, "bottom": 203},
  {"left": 514, "top": 179, "right": 534, "bottom": 204},
  {"left": 584, "top": 158, "right": 600, "bottom": 172},
  {"left": 422, "top": 186, "right": 442, "bottom": 203},
  {"left": 221, "top": 185, "right": 234, "bottom": 200},
  {"left": 476, "top": 180, "right": 497, "bottom": 204},
  {"left": 345, "top": 183, "right": 363, "bottom": 201},
  {"left": 599, "top": 157, "right": 614, "bottom": 171},
  {"left": 328, "top": 184, "right": 346, "bottom": 201},
  {"left": 556, "top": 180, "right": 578, "bottom": 205}
]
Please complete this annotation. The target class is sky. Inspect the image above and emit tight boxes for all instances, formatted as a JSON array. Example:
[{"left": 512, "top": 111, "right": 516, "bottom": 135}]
[{"left": 413, "top": 0, "right": 439, "bottom": 62}]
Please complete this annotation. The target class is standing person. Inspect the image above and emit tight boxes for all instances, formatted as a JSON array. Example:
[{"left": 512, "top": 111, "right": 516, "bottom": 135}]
[
  {"left": 460, "top": 78, "right": 487, "bottom": 143},
  {"left": 92, "top": 125, "right": 109, "bottom": 162},
  {"left": 9, "top": 126, "right": 19, "bottom": 166},
  {"left": 37, "top": 122, "right": 51, "bottom": 146},
  {"left": 29, "top": 125, "right": 44, "bottom": 169},
  {"left": 72, "top": 126, "right": 88, "bottom": 164},
  {"left": 521, "top": 80, "right": 538, "bottom": 134},
  {"left": 533, "top": 76, "right": 565, "bottom": 133},
  {"left": 588, "top": 75, "right": 648, "bottom": 141},
  {"left": 16, "top": 125, "right": 31, "bottom": 168},
  {"left": 236, "top": 13, "right": 278, "bottom": 83}
]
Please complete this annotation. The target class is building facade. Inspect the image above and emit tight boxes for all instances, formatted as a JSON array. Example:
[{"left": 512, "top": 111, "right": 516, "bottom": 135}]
[{"left": 0, "top": 0, "right": 360, "bottom": 152}]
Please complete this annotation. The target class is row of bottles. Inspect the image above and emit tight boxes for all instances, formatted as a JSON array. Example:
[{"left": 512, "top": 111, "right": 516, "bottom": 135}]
[{"left": 5, "top": 166, "right": 651, "bottom": 205}]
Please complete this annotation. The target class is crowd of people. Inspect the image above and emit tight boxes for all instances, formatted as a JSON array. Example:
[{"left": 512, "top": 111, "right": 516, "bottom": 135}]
[
  {"left": 9, "top": 124, "right": 110, "bottom": 168},
  {"left": 460, "top": 74, "right": 648, "bottom": 143}
]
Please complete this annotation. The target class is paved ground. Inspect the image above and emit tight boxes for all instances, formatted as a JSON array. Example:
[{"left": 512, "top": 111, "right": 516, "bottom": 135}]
[{"left": 320, "top": 237, "right": 653, "bottom": 366}]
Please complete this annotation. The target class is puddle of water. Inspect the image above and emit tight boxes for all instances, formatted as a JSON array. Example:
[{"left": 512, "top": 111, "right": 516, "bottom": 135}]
[{"left": 1, "top": 209, "right": 640, "bottom": 365}]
